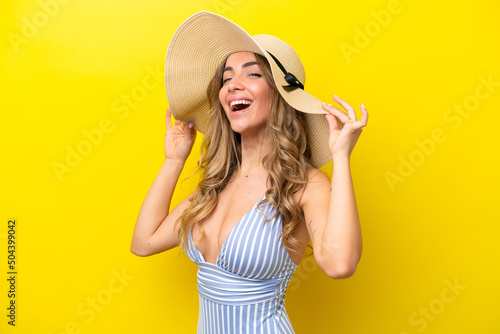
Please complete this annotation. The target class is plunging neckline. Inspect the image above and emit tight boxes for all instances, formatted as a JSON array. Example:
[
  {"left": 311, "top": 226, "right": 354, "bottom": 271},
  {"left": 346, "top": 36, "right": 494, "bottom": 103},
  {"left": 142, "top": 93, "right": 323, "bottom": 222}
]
[{"left": 189, "top": 194, "right": 267, "bottom": 265}]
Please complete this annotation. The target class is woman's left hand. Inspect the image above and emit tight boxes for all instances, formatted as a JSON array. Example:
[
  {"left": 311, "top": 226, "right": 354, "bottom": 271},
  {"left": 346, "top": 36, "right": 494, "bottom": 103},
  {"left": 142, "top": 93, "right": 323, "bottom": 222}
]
[{"left": 322, "top": 95, "right": 368, "bottom": 158}]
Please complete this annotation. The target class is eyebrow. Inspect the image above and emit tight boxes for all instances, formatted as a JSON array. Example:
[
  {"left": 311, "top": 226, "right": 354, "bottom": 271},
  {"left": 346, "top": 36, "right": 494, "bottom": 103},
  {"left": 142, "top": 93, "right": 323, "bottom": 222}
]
[{"left": 223, "top": 61, "right": 259, "bottom": 72}]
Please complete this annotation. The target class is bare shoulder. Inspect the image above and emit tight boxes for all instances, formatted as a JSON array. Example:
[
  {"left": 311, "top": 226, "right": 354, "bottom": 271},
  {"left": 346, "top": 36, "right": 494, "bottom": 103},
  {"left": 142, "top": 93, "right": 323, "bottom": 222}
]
[
  {"left": 306, "top": 165, "right": 330, "bottom": 183},
  {"left": 295, "top": 165, "right": 331, "bottom": 207}
]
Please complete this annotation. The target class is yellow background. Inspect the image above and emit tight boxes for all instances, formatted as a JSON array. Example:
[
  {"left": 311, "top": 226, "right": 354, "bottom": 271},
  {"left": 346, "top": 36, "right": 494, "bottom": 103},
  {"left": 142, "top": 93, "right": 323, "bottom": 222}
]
[{"left": 1, "top": 0, "right": 499, "bottom": 333}]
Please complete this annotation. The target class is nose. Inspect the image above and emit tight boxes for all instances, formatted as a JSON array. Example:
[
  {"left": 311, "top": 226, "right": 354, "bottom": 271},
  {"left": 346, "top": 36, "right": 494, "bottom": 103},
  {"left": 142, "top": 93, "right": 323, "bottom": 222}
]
[{"left": 227, "top": 75, "right": 244, "bottom": 91}]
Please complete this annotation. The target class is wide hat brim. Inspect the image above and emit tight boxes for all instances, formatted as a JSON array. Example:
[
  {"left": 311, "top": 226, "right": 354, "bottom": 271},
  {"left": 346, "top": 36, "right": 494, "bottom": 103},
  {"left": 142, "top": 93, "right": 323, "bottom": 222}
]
[{"left": 165, "top": 11, "right": 332, "bottom": 168}]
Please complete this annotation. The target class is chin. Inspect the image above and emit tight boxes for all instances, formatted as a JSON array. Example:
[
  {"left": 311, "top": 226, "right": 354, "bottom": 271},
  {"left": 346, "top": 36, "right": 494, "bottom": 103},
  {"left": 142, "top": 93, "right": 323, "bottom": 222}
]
[{"left": 229, "top": 124, "right": 246, "bottom": 134}]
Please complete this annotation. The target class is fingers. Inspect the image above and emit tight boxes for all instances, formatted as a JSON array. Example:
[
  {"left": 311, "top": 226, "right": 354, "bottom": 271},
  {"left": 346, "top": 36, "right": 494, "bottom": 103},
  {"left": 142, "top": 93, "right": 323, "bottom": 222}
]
[
  {"left": 323, "top": 96, "right": 370, "bottom": 129},
  {"left": 359, "top": 104, "right": 369, "bottom": 126},
  {"left": 349, "top": 103, "right": 368, "bottom": 131},
  {"left": 322, "top": 103, "right": 350, "bottom": 123},
  {"left": 166, "top": 108, "right": 195, "bottom": 131},
  {"left": 166, "top": 108, "right": 182, "bottom": 128},
  {"left": 187, "top": 123, "right": 197, "bottom": 142},
  {"left": 181, "top": 123, "right": 195, "bottom": 138},
  {"left": 332, "top": 95, "right": 357, "bottom": 121},
  {"left": 324, "top": 114, "right": 339, "bottom": 132},
  {"left": 166, "top": 108, "right": 172, "bottom": 129}
]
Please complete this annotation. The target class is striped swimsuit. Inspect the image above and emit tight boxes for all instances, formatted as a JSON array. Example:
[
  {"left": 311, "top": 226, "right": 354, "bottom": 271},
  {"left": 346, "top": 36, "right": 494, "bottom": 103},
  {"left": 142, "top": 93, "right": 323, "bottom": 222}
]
[{"left": 185, "top": 194, "right": 298, "bottom": 333}]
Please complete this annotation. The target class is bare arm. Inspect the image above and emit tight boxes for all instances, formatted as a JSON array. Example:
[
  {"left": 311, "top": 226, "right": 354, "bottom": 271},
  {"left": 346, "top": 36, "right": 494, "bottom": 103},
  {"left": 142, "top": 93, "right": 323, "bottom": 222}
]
[
  {"left": 131, "top": 159, "right": 189, "bottom": 256},
  {"left": 301, "top": 159, "right": 362, "bottom": 279},
  {"left": 301, "top": 96, "right": 368, "bottom": 279},
  {"left": 130, "top": 108, "right": 196, "bottom": 257},
  {"left": 324, "top": 154, "right": 362, "bottom": 277}
]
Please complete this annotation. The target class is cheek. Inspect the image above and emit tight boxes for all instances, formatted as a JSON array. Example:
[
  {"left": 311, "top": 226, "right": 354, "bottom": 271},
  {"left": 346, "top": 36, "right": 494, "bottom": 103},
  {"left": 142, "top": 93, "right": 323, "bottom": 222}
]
[
  {"left": 255, "top": 82, "right": 271, "bottom": 103},
  {"left": 260, "top": 89, "right": 272, "bottom": 111},
  {"left": 218, "top": 89, "right": 225, "bottom": 106},
  {"left": 218, "top": 90, "right": 231, "bottom": 117}
]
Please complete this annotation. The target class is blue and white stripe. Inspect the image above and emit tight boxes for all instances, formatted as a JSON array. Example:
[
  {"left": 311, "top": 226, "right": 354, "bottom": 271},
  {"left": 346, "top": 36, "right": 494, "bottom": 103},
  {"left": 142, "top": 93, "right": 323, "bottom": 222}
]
[{"left": 185, "top": 195, "right": 298, "bottom": 333}]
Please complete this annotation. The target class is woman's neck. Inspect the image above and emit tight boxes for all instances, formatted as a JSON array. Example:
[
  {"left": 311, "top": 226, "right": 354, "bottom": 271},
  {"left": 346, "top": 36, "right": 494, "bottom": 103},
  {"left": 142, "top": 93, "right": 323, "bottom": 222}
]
[{"left": 237, "top": 132, "right": 271, "bottom": 177}]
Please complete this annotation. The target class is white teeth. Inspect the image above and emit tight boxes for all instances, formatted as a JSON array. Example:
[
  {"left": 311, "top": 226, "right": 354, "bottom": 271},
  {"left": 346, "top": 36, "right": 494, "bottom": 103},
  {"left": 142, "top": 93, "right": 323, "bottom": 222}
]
[{"left": 230, "top": 100, "right": 252, "bottom": 108}]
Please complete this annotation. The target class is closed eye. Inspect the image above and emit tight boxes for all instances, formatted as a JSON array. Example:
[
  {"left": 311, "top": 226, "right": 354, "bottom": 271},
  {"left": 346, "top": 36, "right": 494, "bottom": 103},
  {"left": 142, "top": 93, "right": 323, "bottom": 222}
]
[{"left": 222, "top": 73, "right": 261, "bottom": 84}]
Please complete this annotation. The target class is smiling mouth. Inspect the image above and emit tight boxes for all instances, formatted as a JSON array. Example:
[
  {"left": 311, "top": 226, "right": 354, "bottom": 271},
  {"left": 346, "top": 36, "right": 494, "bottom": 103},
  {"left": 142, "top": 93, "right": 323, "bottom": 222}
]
[{"left": 230, "top": 100, "right": 253, "bottom": 112}]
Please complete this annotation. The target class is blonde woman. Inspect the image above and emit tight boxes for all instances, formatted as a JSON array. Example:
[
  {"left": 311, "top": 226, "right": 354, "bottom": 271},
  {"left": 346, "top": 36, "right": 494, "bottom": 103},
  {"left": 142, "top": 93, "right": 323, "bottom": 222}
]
[{"left": 131, "top": 11, "right": 368, "bottom": 333}]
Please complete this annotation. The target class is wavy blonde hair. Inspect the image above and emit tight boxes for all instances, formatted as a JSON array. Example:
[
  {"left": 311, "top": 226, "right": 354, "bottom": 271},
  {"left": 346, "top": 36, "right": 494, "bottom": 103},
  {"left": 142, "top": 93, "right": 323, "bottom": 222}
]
[{"left": 176, "top": 53, "right": 311, "bottom": 255}]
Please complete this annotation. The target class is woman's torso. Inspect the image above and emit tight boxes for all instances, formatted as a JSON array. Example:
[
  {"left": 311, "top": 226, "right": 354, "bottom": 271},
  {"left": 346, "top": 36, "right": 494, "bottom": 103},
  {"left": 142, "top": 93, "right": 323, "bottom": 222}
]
[
  {"left": 185, "top": 170, "right": 310, "bottom": 333},
  {"left": 191, "top": 171, "right": 308, "bottom": 265}
]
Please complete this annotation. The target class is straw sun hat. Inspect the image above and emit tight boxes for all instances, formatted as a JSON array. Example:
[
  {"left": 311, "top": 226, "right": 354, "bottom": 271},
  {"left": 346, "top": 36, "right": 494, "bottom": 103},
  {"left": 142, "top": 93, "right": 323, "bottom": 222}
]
[{"left": 165, "top": 11, "right": 332, "bottom": 168}]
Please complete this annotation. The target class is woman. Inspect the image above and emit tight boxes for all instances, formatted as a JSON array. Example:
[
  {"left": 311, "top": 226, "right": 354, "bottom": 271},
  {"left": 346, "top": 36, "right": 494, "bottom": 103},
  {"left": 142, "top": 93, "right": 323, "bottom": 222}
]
[{"left": 131, "top": 11, "right": 368, "bottom": 333}]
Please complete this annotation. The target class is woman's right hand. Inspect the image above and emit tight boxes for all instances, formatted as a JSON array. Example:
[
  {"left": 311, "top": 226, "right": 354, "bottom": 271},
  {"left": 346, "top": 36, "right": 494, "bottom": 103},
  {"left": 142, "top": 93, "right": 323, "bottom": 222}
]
[{"left": 164, "top": 108, "right": 196, "bottom": 162}]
